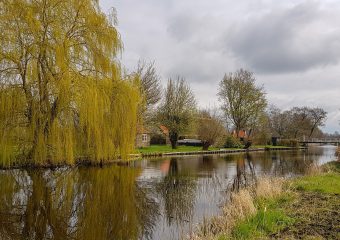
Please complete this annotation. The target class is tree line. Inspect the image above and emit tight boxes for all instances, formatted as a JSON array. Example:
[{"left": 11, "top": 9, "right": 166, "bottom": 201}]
[
  {"left": 268, "top": 106, "right": 327, "bottom": 139},
  {"left": 142, "top": 68, "right": 328, "bottom": 150}
]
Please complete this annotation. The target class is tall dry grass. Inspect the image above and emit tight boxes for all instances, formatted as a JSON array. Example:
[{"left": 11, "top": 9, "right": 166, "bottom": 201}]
[
  {"left": 189, "top": 177, "right": 285, "bottom": 240},
  {"left": 305, "top": 162, "right": 323, "bottom": 176},
  {"left": 255, "top": 177, "right": 284, "bottom": 198}
]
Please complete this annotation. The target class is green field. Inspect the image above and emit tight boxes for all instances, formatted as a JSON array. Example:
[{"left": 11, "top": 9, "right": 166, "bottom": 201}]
[
  {"left": 137, "top": 145, "right": 220, "bottom": 154},
  {"left": 137, "top": 144, "right": 291, "bottom": 155}
]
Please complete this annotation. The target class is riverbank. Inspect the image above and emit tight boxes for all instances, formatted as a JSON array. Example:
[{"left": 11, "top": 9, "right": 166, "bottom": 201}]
[
  {"left": 190, "top": 161, "right": 340, "bottom": 240},
  {"left": 137, "top": 145, "right": 304, "bottom": 158},
  {"left": 0, "top": 145, "right": 306, "bottom": 170}
]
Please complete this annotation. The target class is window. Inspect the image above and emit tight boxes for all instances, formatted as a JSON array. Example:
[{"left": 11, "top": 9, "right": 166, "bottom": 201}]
[{"left": 142, "top": 134, "right": 148, "bottom": 142}]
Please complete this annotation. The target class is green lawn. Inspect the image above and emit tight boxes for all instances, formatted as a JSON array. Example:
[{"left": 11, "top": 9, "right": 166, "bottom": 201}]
[
  {"left": 137, "top": 144, "right": 294, "bottom": 155},
  {"left": 137, "top": 145, "right": 219, "bottom": 154},
  {"left": 293, "top": 173, "right": 340, "bottom": 194},
  {"left": 230, "top": 196, "right": 295, "bottom": 240},
  {"left": 292, "top": 161, "right": 340, "bottom": 194}
]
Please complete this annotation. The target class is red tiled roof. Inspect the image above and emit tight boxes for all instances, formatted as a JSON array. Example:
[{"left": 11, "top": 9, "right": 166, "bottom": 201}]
[
  {"left": 159, "top": 125, "right": 169, "bottom": 135},
  {"left": 233, "top": 130, "right": 247, "bottom": 138}
]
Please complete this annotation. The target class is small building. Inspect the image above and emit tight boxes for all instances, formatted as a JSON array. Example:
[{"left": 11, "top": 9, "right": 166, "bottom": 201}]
[
  {"left": 135, "top": 126, "right": 151, "bottom": 148},
  {"left": 159, "top": 125, "right": 171, "bottom": 145},
  {"left": 233, "top": 129, "right": 248, "bottom": 142}
]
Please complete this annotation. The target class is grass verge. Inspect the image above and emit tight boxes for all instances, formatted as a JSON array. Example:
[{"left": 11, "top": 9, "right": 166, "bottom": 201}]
[
  {"left": 137, "top": 145, "right": 220, "bottom": 154},
  {"left": 190, "top": 161, "right": 340, "bottom": 240},
  {"left": 137, "top": 144, "right": 295, "bottom": 155}
]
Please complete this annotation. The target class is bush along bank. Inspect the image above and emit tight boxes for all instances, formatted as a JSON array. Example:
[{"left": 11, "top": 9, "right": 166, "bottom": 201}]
[{"left": 189, "top": 161, "right": 340, "bottom": 240}]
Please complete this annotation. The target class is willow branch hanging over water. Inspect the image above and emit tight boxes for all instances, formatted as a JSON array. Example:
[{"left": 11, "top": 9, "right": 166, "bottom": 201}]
[{"left": 0, "top": 0, "right": 141, "bottom": 167}]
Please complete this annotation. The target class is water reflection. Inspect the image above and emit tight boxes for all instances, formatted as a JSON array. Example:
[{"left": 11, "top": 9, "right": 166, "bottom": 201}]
[
  {"left": 156, "top": 158, "right": 196, "bottom": 225},
  {"left": 0, "top": 166, "right": 159, "bottom": 240},
  {"left": 231, "top": 153, "right": 256, "bottom": 191},
  {"left": 0, "top": 146, "right": 337, "bottom": 240}
]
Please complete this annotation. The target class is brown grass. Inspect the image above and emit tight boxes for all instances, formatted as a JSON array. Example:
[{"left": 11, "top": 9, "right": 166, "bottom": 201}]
[
  {"left": 305, "top": 163, "right": 323, "bottom": 176},
  {"left": 188, "top": 177, "right": 285, "bottom": 240},
  {"left": 255, "top": 177, "right": 284, "bottom": 198}
]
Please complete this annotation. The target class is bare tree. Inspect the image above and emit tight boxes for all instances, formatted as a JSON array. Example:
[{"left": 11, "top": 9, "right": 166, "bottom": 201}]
[
  {"left": 268, "top": 106, "right": 327, "bottom": 139},
  {"left": 157, "top": 77, "right": 196, "bottom": 149},
  {"left": 288, "top": 107, "right": 311, "bottom": 138},
  {"left": 218, "top": 69, "right": 267, "bottom": 138},
  {"left": 134, "top": 61, "right": 162, "bottom": 126},
  {"left": 267, "top": 105, "right": 290, "bottom": 138},
  {"left": 136, "top": 60, "right": 162, "bottom": 108},
  {"left": 197, "top": 109, "right": 226, "bottom": 150},
  {"left": 308, "top": 108, "right": 327, "bottom": 138}
]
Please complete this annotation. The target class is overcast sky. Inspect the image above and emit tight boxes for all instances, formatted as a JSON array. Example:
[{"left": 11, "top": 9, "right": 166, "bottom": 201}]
[{"left": 100, "top": 0, "right": 340, "bottom": 133}]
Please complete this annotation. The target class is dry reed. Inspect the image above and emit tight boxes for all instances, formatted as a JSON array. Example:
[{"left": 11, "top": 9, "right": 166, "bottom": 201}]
[
  {"left": 189, "top": 177, "right": 284, "bottom": 240},
  {"left": 305, "top": 163, "right": 323, "bottom": 176}
]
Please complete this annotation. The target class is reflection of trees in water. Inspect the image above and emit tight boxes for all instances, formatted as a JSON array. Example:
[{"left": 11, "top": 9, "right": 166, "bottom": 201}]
[
  {"left": 306, "top": 145, "right": 325, "bottom": 156},
  {"left": 227, "top": 148, "right": 329, "bottom": 190},
  {"left": 0, "top": 166, "right": 159, "bottom": 240},
  {"left": 75, "top": 167, "right": 159, "bottom": 240},
  {"left": 0, "top": 170, "right": 30, "bottom": 240},
  {"left": 231, "top": 153, "right": 256, "bottom": 191},
  {"left": 200, "top": 155, "right": 216, "bottom": 172},
  {"left": 156, "top": 158, "right": 197, "bottom": 225},
  {"left": 271, "top": 149, "right": 325, "bottom": 176},
  {"left": 227, "top": 149, "right": 327, "bottom": 192},
  {"left": 0, "top": 169, "right": 79, "bottom": 240}
]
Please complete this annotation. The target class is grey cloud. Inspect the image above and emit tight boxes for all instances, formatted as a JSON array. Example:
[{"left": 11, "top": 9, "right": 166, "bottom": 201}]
[
  {"left": 167, "top": 14, "right": 200, "bottom": 42},
  {"left": 100, "top": 0, "right": 340, "bottom": 132},
  {"left": 227, "top": 1, "right": 340, "bottom": 73}
]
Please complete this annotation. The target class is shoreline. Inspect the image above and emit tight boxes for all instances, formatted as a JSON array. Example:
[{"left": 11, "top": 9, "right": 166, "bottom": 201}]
[
  {"left": 139, "top": 146, "right": 306, "bottom": 158},
  {"left": 0, "top": 146, "right": 306, "bottom": 170},
  {"left": 189, "top": 161, "right": 340, "bottom": 240}
]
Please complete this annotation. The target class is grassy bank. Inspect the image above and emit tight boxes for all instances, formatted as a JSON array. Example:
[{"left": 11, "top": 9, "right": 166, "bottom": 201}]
[
  {"left": 137, "top": 145, "right": 291, "bottom": 155},
  {"left": 137, "top": 145, "right": 219, "bottom": 154},
  {"left": 190, "top": 161, "right": 340, "bottom": 240}
]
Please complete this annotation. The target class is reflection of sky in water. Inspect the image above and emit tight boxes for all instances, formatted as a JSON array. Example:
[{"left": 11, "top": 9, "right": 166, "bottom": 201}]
[
  {"left": 138, "top": 146, "right": 337, "bottom": 240},
  {"left": 0, "top": 146, "right": 337, "bottom": 240}
]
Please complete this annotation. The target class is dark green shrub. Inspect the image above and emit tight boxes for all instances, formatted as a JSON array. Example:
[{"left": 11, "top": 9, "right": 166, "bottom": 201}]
[{"left": 150, "top": 134, "right": 166, "bottom": 145}]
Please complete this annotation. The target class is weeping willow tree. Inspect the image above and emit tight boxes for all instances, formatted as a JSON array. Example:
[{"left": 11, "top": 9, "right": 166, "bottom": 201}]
[{"left": 0, "top": 0, "right": 140, "bottom": 166}]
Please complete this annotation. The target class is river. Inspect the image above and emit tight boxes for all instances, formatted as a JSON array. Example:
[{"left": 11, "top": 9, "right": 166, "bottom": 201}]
[{"left": 0, "top": 146, "right": 337, "bottom": 240}]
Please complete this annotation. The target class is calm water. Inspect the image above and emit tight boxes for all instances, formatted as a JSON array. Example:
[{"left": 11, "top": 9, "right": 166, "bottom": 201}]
[{"left": 0, "top": 146, "right": 337, "bottom": 240}]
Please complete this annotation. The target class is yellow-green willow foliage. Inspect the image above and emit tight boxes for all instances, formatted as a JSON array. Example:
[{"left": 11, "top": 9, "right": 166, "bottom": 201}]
[
  {"left": 0, "top": 0, "right": 140, "bottom": 166},
  {"left": 0, "top": 167, "right": 159, "bottom": 240}
]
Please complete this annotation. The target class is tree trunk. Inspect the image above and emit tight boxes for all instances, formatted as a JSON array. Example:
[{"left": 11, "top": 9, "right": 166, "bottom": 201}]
[
  {"left": 202, "top": 141, "right": 210, "bottom": 150},
  {"left": 169, "top": 132, "right": 178, "bottom": 149},
  {"left": 309, "top": 124, "right": 317, "bottom": 138}
]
